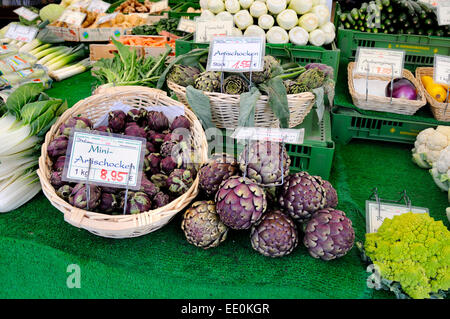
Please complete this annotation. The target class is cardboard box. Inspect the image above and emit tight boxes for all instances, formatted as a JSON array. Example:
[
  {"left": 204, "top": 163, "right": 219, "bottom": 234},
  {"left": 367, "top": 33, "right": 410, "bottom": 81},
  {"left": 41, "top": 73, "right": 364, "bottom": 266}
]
[{"left": 46, "top": 26, "right": 80, "bottom": 42}]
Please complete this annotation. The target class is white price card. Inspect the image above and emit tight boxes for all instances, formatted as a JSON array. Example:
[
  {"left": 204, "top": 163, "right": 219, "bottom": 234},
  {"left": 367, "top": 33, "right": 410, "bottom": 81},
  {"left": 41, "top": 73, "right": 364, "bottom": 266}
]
[
  {"left": 62, "top": 130, "right": 146, "bottom": 190},
  {"left": 194, "top": 17, "right": 234, "bottom": 43},
  {"left": 365, "top": 201, "right": 429, "bottom": 233},
  {"left": 434, "top": 54, "right": 450, "bottom": 85},
  {"left": 87, "top": 0, "right": 111, "bottom": 13},
  {"left": 96, "top": 12, "right": 118, "bottom": 25},
  {"left": 70, "top": 0, "right": 92, "bottom": 8},
  {"left": 207, "top": 37, "right": 265, "bottom": 72},
  {"left": 57, "top": 10, "right": 87, "bottom": 26},
  {"left": 13, "top": 7, "right": 39, "bottom": 21},
  {"left": 231, "top": 127, "right": 305, "bottom": 145},
  {"left": 177, "top": 18, "right": 196, "bottom": 33},
  {"left": 355, "top": 48, "right": 405, "bottom": 78},
  {"left": 4, "top": 23, "right": 38, "bottom": 43},
  {"left": 149, "top": 0, "right": 169, "bottom": 13},
  {"left": 437, "top": 1, "right": 450, "bottom": 25}
]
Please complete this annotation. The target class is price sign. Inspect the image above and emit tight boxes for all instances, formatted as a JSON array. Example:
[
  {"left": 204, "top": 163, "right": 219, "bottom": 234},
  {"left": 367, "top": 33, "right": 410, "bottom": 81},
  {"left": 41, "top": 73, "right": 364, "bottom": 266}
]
[
  {"left": 96, "top": 12, "right": 118, "bottom": 25},
  {"left": 70, "top": 0, "right": 91, "bottom": 9},
  {"left": 57, "top": 10, "right": 87, "bottom": 26},
  {"left": 149, "top": 0, "right": 169, "bottom": 13},
  {"left": 434, "top": 54, "right": 450, "bottom": 85},
  {"left": 62, "top": 130, "right": 146, "bottom": 190},
  {"left": 13, "top": 7, "right": 39, "bottom": 21},
  {"left": 87, "top": 0, "right": 111, "bottom": 13},
  {"left": 207, "top": 37, "right": 265, "bottom": 72},
  {"left": 4, "top": 23, "right": 38, "bottom": 43},
  {"left": 437, "top": 1, "right": 450, "bottom": 25},
  {"left": 355, "top": 48, "right": 405, "bottom": 77},
  {"left": 177, "top": 18, "right": 196, "bottom": 33},
  {"left": 231, "top": 127, "right": 305, "bottom": 145},
  {"left": 194, "top": 17, "right": 234, "bottom": 43}
]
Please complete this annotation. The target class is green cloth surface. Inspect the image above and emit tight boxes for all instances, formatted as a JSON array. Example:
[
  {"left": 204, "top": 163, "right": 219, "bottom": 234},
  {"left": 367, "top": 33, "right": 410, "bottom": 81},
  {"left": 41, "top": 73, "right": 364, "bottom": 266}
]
[{"left": 0, "top": 72, "right": 449, "bottom": 299}]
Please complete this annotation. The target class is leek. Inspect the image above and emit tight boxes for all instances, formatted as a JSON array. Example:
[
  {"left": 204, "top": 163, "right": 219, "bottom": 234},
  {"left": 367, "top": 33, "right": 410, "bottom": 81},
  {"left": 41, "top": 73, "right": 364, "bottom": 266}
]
[
  {"left": 38, "top": 47, "right": 71, "bottom": 66},
  {"left": 49, "top": 58, "right": 91, "bottom": 81},
  {"left": 29, "top": 43, "right": 52, "bottom": 57},
  {"left": 19, "top": 38, "right": 44, "bottom": 53},
  {"left": 34, "top": 46, "right": 68, "bottom": 60},
  {"left": 45, "top": 45, "right": 87, "bottom": 72}
]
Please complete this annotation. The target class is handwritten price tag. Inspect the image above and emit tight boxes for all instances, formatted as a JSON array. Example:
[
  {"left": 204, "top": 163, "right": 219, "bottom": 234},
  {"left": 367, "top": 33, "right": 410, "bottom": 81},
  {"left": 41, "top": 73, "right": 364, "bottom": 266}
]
[
  {"left": 57, "top": 10, "right": 87, "bottom": 26},
  {"left": 62, "top": 130, "right": 145, "bottom": 190},
  {"left": 437, "top": 1, "right": 450, "bottom": 25},
  {"left": 149, "top": 0, "right": 169, "bottom": 13},
  {"left": 13, "top": 7, "right": 39, "bottom": 21},
  {"left": 434, "top": 54, "right": 450, "bottom": 85},
  {"left": 87, "top": 0, "right": 111, "bottom": 13},
  {"left": 4, "top": 23, "right": 38, "bottom": 43},
  {"left": 207, "top": 37, "right": 265, "bottom": 72},
  {"left": 231, "top": 127, "right": 305, "bottom": 145},
  {"left": 355, "top": 48, "right": 405, "bottom": 77},
  {"left": 177, "top": 18, "right": 196, "bottom": 33},
  {"left": 194, "top": 17, "right": 234, "bottom": 43}
]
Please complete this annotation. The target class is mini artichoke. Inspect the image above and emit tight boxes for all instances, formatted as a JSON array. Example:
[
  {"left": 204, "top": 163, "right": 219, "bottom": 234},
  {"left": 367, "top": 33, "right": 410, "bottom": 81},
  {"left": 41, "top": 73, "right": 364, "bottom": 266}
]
[
  {"left": 122, "top": 191, "right": 152, "bottom": 215},
  {"left": 297, "top": 68, "right": 326, "bottom": 90},
  {"left": 278, "top": 171, "right": 327, "bottom": 223},
  {"left": 147, "top": 130, "right": 166, "bottom": 146},
  {"left": 239, "top": 141, "right": 290, "bottom": 186},
  {"left": 95, "top": 126, "right": 113, "bottom": 134},
  {"left": 194, "top": 71, "right": 221, "bottom": 92},
  {"left": 153, "top": 192, "right": 170, "bottom": 209},
  {"left": 170, "top": 115, "right": 191, "bottom": 131},
  {"left": 52, "top": 156, "right": 66, "bottom": 172},
  {"left": 124, "top": 124, "right": 147, "bottom": 139},
  {"left": 167, "top": 169, "right": 194, "bottom": 196},
  {"left": 314, "top": 176, "right": 338, "bottom": 208},
  {"left": 50, "top": 171, "right": 65, "bottom": 188},
  {"left": 150, "top": 173, "right": 169, "bottom": 189},
  {"left": 47, "top": 136, "right": 68, "bottom": 159},
  {"left": 250, "top": 210, "right": 298, "bottom": 258},
  {"left": 108, "top": 110, "right": 127, "bottom": 133},
  {"left": 147, "top": 111, "right": 169, "bottom": 132},
  {"left": 284, "top": 80, "right": 310, "bottom": 94},
  {"left": 167, "top": 64, "right": 201, "bottom": 87},
  {"left": 198, "top": 153, "right": 239, "bottom": 197},
  {"left": 59, "top": 116, "right": 92, "bottom": 136},
  {"left": 140, "top": 175, "right": 160, "bottom": 198},
  {"left": 56, "top": 184, "right": 72, "bottom": 201},
  {"left": 145, "top": 142, "right": 157, "bottom": 156},
  {"left": 160, "top": 140, "right": 178, "bottom": 158},
  {"left": 303, "top": 208, "right": 355, "bottom": 261},
  {"left": 222, "top": 75, "right": 249, "bottom": 94},
  {"left": 145, "top": 153, "right": 162, "bottom": 175},
  {"left": 182, "top": 200, "right": 228, "bottom": 249},
  {"left": 68, "top": 184, "right": 101, "bottom": 210},
  {"left": 215, "top": 176, "right": 267, "bottom": 230},
  {"left": 244, "top": 55, "right": 280, "bottom": 84},
  {"left": 164, "top": 132, "right": 184, "bottom": 143},
  {"left": 160, "top": 156, "right": 179, "bottom": 175},
  {"left": 98, "top": 192, "right": 120, "bottom": 214},
  {"left": 126, "top": 108, "right": 147, "bottom": 126}
]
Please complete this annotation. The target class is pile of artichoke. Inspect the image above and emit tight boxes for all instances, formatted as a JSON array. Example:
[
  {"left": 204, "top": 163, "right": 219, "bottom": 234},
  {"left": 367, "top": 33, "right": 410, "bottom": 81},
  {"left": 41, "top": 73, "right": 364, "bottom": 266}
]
[
  {"left": 181, "top": 140, "right": 355, "bottom": 261},
  {"left": 48, "top": 108, "right": 197, "bottom": 215}
]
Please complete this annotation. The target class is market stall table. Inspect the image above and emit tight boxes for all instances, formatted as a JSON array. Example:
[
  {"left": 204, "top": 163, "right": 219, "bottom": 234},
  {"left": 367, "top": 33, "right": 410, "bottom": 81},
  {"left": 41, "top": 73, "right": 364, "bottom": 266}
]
[{"left": 0, "top": 72, "right": 448, "bottom": 299}]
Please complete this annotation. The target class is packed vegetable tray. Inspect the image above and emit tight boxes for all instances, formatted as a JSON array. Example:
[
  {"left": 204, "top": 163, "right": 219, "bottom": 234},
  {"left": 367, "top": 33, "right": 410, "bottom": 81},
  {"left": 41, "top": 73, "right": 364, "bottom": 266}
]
[{"left": 46, "top": 13, "right": 167, "bottom": 42}]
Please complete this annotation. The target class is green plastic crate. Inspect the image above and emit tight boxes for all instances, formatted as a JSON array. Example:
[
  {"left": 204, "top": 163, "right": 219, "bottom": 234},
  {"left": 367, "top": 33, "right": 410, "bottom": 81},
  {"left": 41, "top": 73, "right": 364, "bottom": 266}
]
[
  {"left": 208, "top": 110, "right": 335, "bottom": 180},
  {"left": 331, "top": 106, "right": 439, "bottom": 145},
  {"left": 168, "top": 2, "right": 201, "bottom": 19},
  {"left": 337, "top": 29, "right": 450, "bottom": 72},
  {"left": 175, "top": 36, "right": 341, "bottom": 82}
]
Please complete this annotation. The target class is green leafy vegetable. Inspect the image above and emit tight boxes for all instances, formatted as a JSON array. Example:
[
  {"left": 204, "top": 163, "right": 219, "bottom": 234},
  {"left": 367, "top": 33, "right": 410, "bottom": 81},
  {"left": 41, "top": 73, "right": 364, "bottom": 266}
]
[
  {"left": 6, "top": 83, "right": 45, "bottom": 119},
  {"left": 186, "top": 85, "right": 215, "bottom": 130},
  {"left": 258, "top": 77, "right": 290, "bottom": 128},
  {"left": 238, "top": 87, "right": 261, "bottom": 127}
]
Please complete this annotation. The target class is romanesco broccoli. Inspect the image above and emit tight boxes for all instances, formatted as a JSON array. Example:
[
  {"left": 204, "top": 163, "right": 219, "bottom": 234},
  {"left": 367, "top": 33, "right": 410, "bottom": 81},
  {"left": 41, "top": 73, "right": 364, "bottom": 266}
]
[{"left": 365, "top": 212, "right": 450, "bottom": 299}]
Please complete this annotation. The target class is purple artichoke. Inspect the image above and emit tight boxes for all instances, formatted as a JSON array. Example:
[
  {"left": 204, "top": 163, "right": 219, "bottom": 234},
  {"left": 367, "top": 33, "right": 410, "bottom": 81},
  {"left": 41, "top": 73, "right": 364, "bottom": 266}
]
[
  {"left": 160, "top": 156, "right": 179, "bottom": 175},
  {"left": 278, "top": 171, "right": 327, "bottom": 223},
  {"left": 68, "top": 183, "right": 101, "bottom": 210},
  {"left": 239, "top": 141, "right": 290, "bottom": 186},
  {"left": 108, "top": 110, "right": 127, "bottom": 133},
  {"left": 124, "top": 124, "right": 147, "bottom": 139},
  {"left": 56, "top": 184, "right": 73, "bottom": 201},
  {"left": 148, "top": 130, "right": 165, "bottom": 146},
  {"left": 303, "top": 208, "right": 355, "bottom": 261},
  {"left": 145, "top": 153, "right": 162, "bottom": 175},
  {"left": 145, "top": 142, "right": 157, "bottom": 155},
  {"left": 314, "top": 176, "right": 338, "bottom": 208},
  {"left": 166, "top": 169, "right": 194, "bottom": 196},
  {"left": 59, "top": 116, "right": 92, "bottom": 136},
  {"left": 250, "top": 210, "right": 298, "bottom": 258},
  {"left": 122, "top": 191, "right": 152, "bottom": 215},
  {"left": 98, "top": 192, "right": 120, "bottom": 214},
  {"left": 140, "top": 175, "right": 160, "bottom": 198},
  {"left": 52, "top": 156, "right": 66, "bottom": 172},
  {"left": 101, "top": 186, "right": 119, "bottom": 194},
  {"left": 50, "top": 171, "right": 65, "bottom": 188},
  {"left": 160, "top": 140, "right": 178, "bottom": 158},
  {"left": 153, "top": 192, "right": 170, "bottom": 209},
  {"left": 150, "top": 173, "right": 169, "bottom": 189},
  {"left": 181, "top": 200, "right": 228, "bottom": 249},
  {"left": 47, "top": 136, "right": 68, "bottom": 159},
  {"left": 198, "top": 153, "right": 239, "bottom": 197},
  {"left": 170, "top": 115, "right": 191, "bottom": 131},
  {"left": 96, "top": 126, "right": 113, "bottom": 134},
  {"left": 147, "top": 111, "right": 169, "bottom": 132},
  {"left": 164, "top": 132, "right": 183, "bottom": 143},
  {"left": 215, "top": 176, "right": 267, "bottom": 230},
  {"left": 126, "top": 108, "right": 147, "bottom": 126}
]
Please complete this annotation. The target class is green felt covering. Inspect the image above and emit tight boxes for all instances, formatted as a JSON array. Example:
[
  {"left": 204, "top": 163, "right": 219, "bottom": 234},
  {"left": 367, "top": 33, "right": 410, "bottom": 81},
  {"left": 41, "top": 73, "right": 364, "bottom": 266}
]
[{"left": 0, "top": 72, "right": 448, "bottom": 299}]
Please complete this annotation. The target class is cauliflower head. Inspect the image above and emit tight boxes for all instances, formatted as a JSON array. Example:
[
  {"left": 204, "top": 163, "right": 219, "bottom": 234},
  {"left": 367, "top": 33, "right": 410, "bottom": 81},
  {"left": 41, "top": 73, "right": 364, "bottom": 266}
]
[
  {"left": 412, "top": 126, "right": 450, "bottom": 169},
  {"left": 365, "top": 212, "right": 450, "bottom": 299},
  {"left": 429, "top": 146, "right": 450, "bottom": 201}
]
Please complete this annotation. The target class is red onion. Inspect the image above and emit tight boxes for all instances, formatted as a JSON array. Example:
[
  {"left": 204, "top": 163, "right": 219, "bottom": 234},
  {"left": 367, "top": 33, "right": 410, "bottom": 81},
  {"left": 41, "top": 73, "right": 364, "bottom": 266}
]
[{"left": 385, "top": 78, "right": 417, "bottom": 100}]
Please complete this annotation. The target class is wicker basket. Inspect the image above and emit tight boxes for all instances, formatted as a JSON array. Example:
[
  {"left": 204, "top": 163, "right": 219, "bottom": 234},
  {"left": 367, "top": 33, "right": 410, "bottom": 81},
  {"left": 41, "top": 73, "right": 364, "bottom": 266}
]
[
  {"left": 37, "top": 86, "right": 208, "bottom": 239},
  {"left": 167, "top": 81, "right": 315, "bottom": 129},
  {"left": 415, "top": 67, "right": 450, "bottom": 122},
  {"left": 347, "top": 62, "right": 427, "bottom": 115}
]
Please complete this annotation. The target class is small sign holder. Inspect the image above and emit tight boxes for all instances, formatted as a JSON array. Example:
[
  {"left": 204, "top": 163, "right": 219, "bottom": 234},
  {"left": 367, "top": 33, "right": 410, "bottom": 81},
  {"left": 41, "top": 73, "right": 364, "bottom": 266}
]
[
  {"left": 433, "top": 54, "right": 450, "bottom": 115},
  {"left": 122, "top": 165, "right": 133, "bottom": 215},
  {"left": 363, "top": 61, "right": 395, "bottom": 103},
  {"left": 86, "top": 158, "right": 92, "bottom": 211}
]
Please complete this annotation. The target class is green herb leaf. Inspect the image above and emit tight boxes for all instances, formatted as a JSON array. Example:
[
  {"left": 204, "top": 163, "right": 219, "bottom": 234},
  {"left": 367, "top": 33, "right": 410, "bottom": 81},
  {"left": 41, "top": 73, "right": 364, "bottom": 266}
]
[
  {"left": 186, "top": 85, "right": 214, "bottom": 130},
  {"left": 238, "top": 87, "right": 261, "bottom": 127},
  {"left": 29, "top": 100, "right": 61, "bottom": 136},
  {"left": 21, "top": 100, "right": 62, "bottom": 125},
  {"left": 259, "top": 77, "right": 290, "bottom": 128},
  {"left": 6, "top": 83, "right": 44, "bottom": 119}
]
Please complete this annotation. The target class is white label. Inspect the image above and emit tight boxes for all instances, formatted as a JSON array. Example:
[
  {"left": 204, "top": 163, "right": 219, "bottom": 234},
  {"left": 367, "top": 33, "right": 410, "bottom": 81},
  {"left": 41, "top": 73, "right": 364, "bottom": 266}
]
[
  {"left": 149, "top": 0, "right": 169, "bottom": 13},
  {"left": 63, "top": 130, "right": 145, "bottom": 190},
  {"left": 437, "top": 1, "right": 450, "bottom": 25},
  {"left": 194, "top": 17, "right": 234, "bottom": 43},
  {"left": 4, "top": 23, "right": 38, "bottom": 43},
  {"left": 177, "top": 18, "right": 196, "bottom": 33},
  {"left": 207, "top": 37, "right": 265, "bottom": 72},
  {"left": 58, "top": 10, "right": 87, "bottom": 26},
  {"left": 231, "top": 127, "right": 305, "bottom": 145},
  {"left": 434, "top": 54, "right": 450, "bottom": 85},
  {"left": 365, "top": 201, "right": 429, "bottom": 233},
  {"left": 13, "top": 7, "right": 39, "bottom": 21},
  {"left": 355, "top": 48, "right": 405, "bottom": 78},
  {"left": 96, "top": 12, "right": 118, "bottom": 25},
  {"left": 70, "top": 0, "right": 91, "bottom": 9},
  {"left": 87, "top": 0, "right": 111, "bottom": 13}
]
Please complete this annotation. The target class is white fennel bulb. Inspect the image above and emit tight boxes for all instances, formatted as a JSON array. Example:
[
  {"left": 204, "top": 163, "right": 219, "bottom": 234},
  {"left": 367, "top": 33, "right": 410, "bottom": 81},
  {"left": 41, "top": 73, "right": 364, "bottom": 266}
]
[
  {"left": 244, "top": 25, "right": 266, "bottom": 37},
  {"left": 225, "top": 0, "right": 241, "bottom": 13},
  {"left": 311, "top": 4, "right": 330, "bottom": 26},
  {"left": 201, "top": 9, "right": 216, "bottom": 19},
  {"left": 266, "top": 0, "right": 286, "bottom": 14},
  {"left": 309, "top": 28, "right": 325, "bottom": 46},
  {"left": 250, "top": 1, "right": 268, "bottom": 17},
  {"left": 276, "top": 9, "right": 298, "bottom": 30},
  {"left": 258, "top": 14, "right": 275, "bottom": 29},
  {"left": 231, "top": 27, "right": 243, "bottom": 36},
  {"left": 289, "top": 26, "right": 308, "bottom": 45},
  {"left": 208, "top": 0, "right": 225, "bottom": 13},
  {"left": 298, "top": 12, "right": 319, "bottom": 31},
  {"left": 239, "top": 0, "right": 254, "bottom": 9},
  {"left": 234, "top": 10, "right": 254, "bottom": 29},
  {"left": 216, "top": 11, "right": 233, "bottom": 20},
  {"left": 289, "top": 0, "right": 312, "bottom": 14},
  {"left": 266, "top": 26, "right": 289, "bottom": 43},
  {"left": 319, "top": 21, "right": 335, "bottom": 44},
  {"left": 200, "top": 0, "right": 209, "bottom": 9}
]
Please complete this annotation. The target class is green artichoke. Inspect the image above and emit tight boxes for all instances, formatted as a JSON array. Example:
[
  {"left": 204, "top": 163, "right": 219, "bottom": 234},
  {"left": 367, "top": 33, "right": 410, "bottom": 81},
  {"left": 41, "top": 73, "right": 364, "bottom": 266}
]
[
  {"left": 181, "top": 200, "right": 228, "bottom": 249},
  {"left": 244, "top": 55, "right": 280, "bottom": 84},
  {"left": 250, "top": 210, "right": 298, "bottom": 258},
  {"left": 222, "top": 75, "right": 249, "bottom": 94},
  {"left": 194, "top": 71, "right": 221, "bottom": 92},
  {"left": 284, "top": 80, "right": 310, "bottom": 94},
  {"left": 297, "top": 68, "right": 326, "bottom": 90},
  {"left": 167, "top": 65, "right": 201, "bottom": 87}
]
